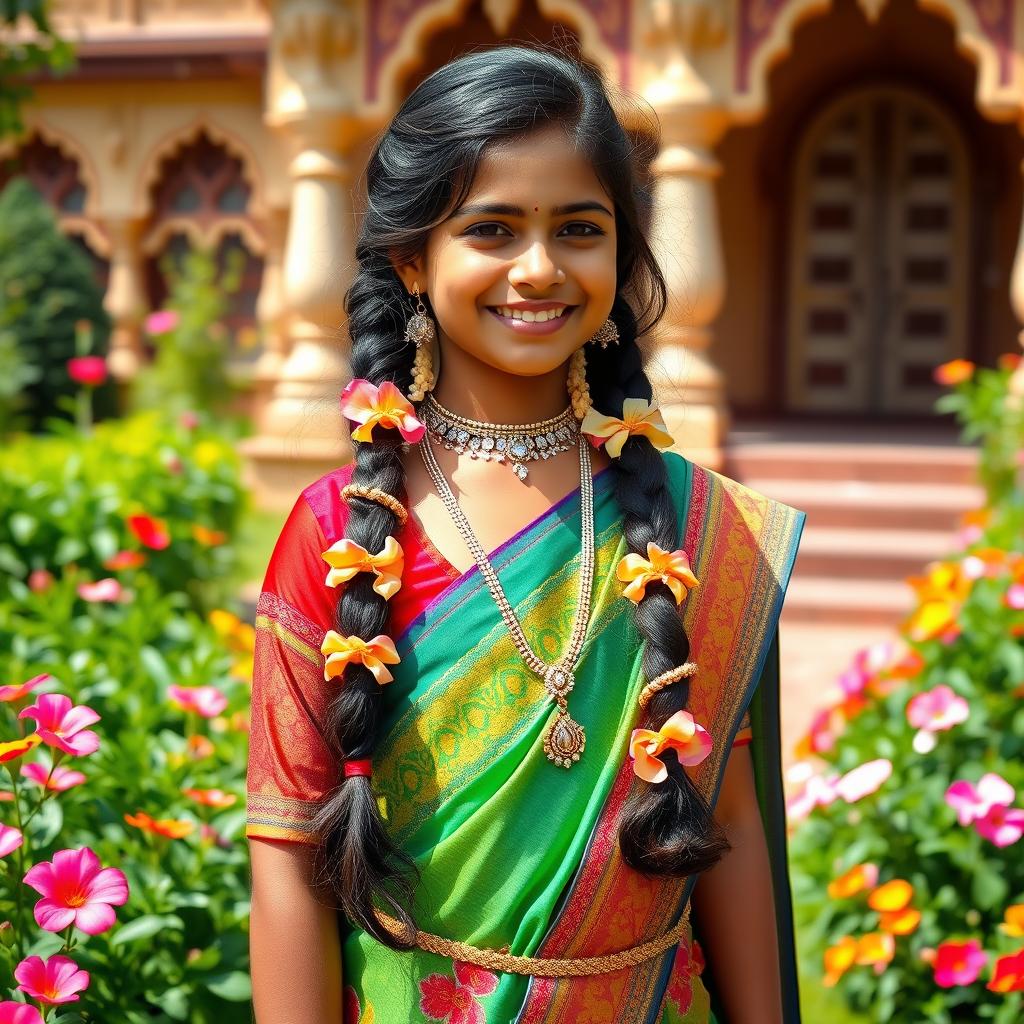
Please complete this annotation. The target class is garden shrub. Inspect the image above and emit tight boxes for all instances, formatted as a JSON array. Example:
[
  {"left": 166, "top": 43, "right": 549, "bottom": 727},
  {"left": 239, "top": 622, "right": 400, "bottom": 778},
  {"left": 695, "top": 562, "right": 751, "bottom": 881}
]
[{"left": 789, "top": 353, "right": 1024, "bottom": 1023}]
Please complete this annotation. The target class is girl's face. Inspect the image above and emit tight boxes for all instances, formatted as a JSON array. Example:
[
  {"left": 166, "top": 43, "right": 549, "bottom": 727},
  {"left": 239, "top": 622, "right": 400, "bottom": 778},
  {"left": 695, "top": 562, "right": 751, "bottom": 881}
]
[{"left": 399, "top": 124, "right": 618, "bottom": 378}]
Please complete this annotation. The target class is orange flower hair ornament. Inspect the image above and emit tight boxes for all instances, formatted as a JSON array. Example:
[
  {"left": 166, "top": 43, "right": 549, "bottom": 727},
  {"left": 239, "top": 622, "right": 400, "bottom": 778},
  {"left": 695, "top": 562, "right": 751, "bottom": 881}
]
[
  {"left": 321, "top": 630, "right": 401, "bottom": 685},
  {"left": 340, "top": 378, "right": 425, "bottom": 444},
  {"left": 321, "top": 537, "right": 405, "bottom": 600},
  {"left": 629, "top": 710, "right": 713, "bottom": 783},
  {"left": 580, "top": 399, "right": 673, "bottom": 458},
  {"left": 617, "top": 542, "right": 699, "bottom": 605}
]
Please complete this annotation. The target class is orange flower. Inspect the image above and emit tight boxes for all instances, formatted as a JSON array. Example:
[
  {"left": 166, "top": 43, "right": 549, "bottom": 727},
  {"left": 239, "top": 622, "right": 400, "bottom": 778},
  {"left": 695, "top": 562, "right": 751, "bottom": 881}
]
[
  {"left": 988, "top": 949, "right": 1024, "bottom": 992},
  {"left": 999, "top": 904, "right": 1024, "bottom": 938},
  {"left": 191, "top": 524, "right": 227, "bottom": 546},
  {"left": 322, "top": 537, "right": 405, "bottom": 600},
  {"left": 933, "top": 359, "right": 975, "bottom": 386},
  {"left": 124, "top": 811, "right": 194, "bottom": 839},
  {"left": 0, "top": 734, "right": 41, "bottom": 763},
  {"left": 321, "top": 631, "right": 401, "bottom": 685},
  {"left": 998, "top": 352, "right": 1022, "bottom": 373},
  {"left": 581, "top": 399, "right": 674, "bottom": 458},
  {"left": 868, "top": 879, "right": 913, "bottom": 913},
  {"left": 340, "top": 379, "right": 425, "bottom": 444},
  {"left": 904, "top": 561, "right": 973, "bottom": 641},
  {"left": 855, "top": 932, "right": 895, "bottom": 973},
  {"left": 823, "top": 937, "right": 858, "bottom": 987},
  {"left": 629, "top": 710, "right": 712, "bottom": 784},
  {"left": 182, "top": 788, "right": 237, "bottom": 809},
  {"left": 616, "top": 543, "right": 698, "bottom": 605},
  {"left": 828, "top": 863, "right": 878, "bottom": 900},
  {"left": 880, "top": 908, "right": 921, "bottom": 935}
]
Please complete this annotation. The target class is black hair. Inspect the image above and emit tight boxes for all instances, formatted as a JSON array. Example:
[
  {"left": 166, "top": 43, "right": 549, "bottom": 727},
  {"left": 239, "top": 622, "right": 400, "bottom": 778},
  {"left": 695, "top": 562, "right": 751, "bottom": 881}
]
[{"left": 309, "top": 44, "right": 729, "bottom": 947}]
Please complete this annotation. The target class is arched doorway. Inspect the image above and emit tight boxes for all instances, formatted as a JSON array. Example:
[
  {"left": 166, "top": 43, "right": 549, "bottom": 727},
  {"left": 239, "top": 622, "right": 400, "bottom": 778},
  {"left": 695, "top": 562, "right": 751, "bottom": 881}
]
[{"left": 785, "top": 84, "right": 971, "bottom": 415}]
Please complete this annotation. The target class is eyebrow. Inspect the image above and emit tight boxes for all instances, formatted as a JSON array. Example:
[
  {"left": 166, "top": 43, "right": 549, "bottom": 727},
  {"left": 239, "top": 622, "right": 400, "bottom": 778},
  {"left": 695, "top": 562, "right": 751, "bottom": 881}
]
[{"left": 451, "top": 200, "right": 614, "bottom": 219}]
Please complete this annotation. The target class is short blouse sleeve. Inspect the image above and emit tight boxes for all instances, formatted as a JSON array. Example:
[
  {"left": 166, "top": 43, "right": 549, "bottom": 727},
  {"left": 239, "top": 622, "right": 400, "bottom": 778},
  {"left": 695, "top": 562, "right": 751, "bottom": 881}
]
[
  {"left": 245, "top": 492, "right": 343, "bottom": 845},
  {"left": 732, "top": 709, "right": 753, "bottom": 748}
]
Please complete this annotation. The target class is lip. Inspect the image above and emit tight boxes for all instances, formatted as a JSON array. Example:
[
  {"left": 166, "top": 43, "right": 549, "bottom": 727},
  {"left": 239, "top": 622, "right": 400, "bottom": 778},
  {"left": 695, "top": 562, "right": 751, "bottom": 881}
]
[{"left": 487, "top": 306, "right": 576, "bottom": 335}]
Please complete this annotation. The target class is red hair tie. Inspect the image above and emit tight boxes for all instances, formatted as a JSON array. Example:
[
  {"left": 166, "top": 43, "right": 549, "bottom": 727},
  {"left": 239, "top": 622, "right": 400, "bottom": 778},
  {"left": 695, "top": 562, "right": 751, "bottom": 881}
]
[{"left": 343, "top": 759, "right": 372, "bottom": 778}]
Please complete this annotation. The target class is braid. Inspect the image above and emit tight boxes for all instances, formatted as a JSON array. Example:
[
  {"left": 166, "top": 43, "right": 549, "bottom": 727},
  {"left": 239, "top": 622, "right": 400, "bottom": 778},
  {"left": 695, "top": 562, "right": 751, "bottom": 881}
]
[
  {"left": 586, "top": 298, "right": 730, "bottom": 876},
  {"left": 308, "top": 256, "right": 418, "bottom": 948}
]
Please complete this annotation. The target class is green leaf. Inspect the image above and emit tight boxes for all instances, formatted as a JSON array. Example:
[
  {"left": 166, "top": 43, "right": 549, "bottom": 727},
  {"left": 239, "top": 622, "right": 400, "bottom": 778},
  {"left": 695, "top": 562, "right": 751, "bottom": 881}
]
[
  {"left": 53, "top": 535, "right": 87, "bottom": 564},
  {"left": 111, "top": 913, "right": 184, "bottom": 946},
  {"left": 9, "top": 512, "right": 36, "bottom": 543},
  {"left": 204, "top": 970, "right": 251, "bottom": 1001},
  {"left": 970, "top": 862, "right": 1008, "bottom": 910}
]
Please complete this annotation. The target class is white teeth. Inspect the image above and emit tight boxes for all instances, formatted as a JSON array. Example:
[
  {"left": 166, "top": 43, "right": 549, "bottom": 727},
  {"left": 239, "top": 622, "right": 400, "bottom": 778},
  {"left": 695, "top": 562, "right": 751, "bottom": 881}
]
[{"left": 495, "top": 306, "right": 567, "bottom": 323}]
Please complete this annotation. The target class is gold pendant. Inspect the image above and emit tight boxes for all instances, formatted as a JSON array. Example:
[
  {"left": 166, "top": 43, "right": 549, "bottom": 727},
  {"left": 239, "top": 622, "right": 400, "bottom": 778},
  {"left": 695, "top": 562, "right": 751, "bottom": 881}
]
[{"left": 543, "top": 703, "right": 586, "bottom": 768}]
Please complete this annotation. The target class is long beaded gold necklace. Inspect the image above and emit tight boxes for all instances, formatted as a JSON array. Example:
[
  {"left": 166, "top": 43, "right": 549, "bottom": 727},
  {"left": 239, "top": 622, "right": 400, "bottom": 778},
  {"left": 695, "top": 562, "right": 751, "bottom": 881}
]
[{"left": 419, "top": 427, "right": 595, "bottom": 768}]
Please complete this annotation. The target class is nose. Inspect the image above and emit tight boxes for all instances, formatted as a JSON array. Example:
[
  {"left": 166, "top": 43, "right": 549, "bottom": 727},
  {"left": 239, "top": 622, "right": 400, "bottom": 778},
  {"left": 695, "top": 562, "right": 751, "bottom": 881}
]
[{"left": 508, "top": 239, "right": 565, "bottom": 291}]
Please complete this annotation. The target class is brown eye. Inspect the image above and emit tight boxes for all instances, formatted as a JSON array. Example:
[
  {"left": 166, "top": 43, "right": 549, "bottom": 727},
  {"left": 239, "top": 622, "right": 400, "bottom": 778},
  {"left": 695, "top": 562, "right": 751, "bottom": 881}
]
[
  {"left": 559, "top": 222, "right": 604, "bottom": 237},
  {"left": 464, "top": 222, "right": 512, "bottom": 238}
]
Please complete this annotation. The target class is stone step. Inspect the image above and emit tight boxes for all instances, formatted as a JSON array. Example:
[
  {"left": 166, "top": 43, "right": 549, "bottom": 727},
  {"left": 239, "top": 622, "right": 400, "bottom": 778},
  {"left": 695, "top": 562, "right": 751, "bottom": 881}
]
[
  {"left": 795, "top": 526, "right": 954, "bottom": 580},
  {"left": 745, "top": 478, "right": 984, "bottom": 531},
  {"left": 725, "top": 443, "right": 977, "bottom": 486},
  {"left": 783, "top": 576, "right": 912, "bottom": 626}
]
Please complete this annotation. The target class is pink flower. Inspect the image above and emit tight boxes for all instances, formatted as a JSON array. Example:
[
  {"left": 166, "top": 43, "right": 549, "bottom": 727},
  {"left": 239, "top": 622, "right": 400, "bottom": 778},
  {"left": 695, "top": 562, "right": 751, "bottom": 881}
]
[
  {"left": 144, "top": 310, "right": 179, "bottom": 335},
  {"left": 835, "top": 759, "right": 892, "bottom": 803},
  {"left": 167, "top": 685, "right": 228, "bottom": 718},
  {"left": 23, "top": 847, "right": 129, "bottom": 935},
  {"left": 340, "top": 378, "right": 425, "bottom": 444},
  {"left": 974, "top": 804, "right": 1024, "bottom": 847},
  {"left": 126, "top": 514, "right": 171, "bottom": 551},
  {"left": 0, "top": 1003, "right": 43, "bottom": 1024},
  {"left": 0, "top": 825, "right": 24, "bottom": 858},
  {"left": 806, "top": 707, "right": 839, "bottom": 754},
  {"left": 838, "top": 643, "right": 892, "bottom": 698},
  {"left": 179, "top": 411, "right": 199, "bottom": 430},
  {"left": 786, "top": 771, "right": 840, "bottom": 823},
  {"left": 1006, "top": 584, "right": 1024, "bottom": 610},
  {"left": 76, "top": 578, "right": 124, "bottom": 603},
  {"left": 418, "top": 962, "right": 498, "bottom": 1024},
  {"left": 0, "top": 675, "right": 50, "bottom": 703},
  {"left": 14, "top": 954, "right": 90, "bottom": 1004},
  {"left": 18, "top": 694, "right": 101, "bottom": 757},
  {"left": 66, "top": 356, "right": 107, "bottom": 388},
  {"left": 27, "top": 570, "right": 54, "bottom": 593},
  {"left": 932, "top": 939, "right": 987, "bottom": 988},
  {"left": 945, "top": 773, "right": 1015, "bottom": 826},
  {"left": 20, "top": 763, "right": 86, "bottom": 792},
  {"left": 906, "top": 685, "right": 969, "bottom": 733}
]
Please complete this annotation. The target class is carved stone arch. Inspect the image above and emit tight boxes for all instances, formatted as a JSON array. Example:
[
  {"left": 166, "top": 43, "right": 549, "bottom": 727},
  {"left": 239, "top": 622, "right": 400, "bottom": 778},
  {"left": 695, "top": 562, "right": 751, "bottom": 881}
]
[
  {"left": 734, "top": 0, "right": 1022, "bottom": 123},
  {"left": 135, "top": 116, "right": 266, "bottom": 223},
  {"left": 0, "top": 117, "right": 103, "bottom": 221},
  {"left": 370, "top": 0, "right": 624, "bottom": 111}
]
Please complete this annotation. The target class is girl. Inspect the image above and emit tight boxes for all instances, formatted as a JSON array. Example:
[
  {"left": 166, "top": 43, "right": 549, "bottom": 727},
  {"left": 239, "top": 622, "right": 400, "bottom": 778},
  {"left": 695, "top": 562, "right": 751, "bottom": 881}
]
[{"left": 247, "top": 46, "right": 805, "bottom": 1024}]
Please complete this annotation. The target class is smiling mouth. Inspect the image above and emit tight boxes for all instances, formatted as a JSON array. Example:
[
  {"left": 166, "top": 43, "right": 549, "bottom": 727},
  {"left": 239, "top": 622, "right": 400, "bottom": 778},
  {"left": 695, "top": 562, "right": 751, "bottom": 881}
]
[{"left": 488, "top": 305, "right": 575, "bottom": 323}]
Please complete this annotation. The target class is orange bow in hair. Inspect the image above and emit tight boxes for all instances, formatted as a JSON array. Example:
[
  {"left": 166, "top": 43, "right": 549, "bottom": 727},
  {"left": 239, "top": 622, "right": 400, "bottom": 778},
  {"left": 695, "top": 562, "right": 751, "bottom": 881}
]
[
  {"left": 616, "top": 542, "right": 699, "bottom": 605},
  {"left": 321, "top": 631, "right": 401, "bottom": 685},
  {"left": 340, "top": 378, "right": 425, "bottom": 444},
  {"left": 321, "top": 537, "right": 405, "bottom": 600},
  {"left": 580, "top": 399, "right": 673, "bottom": 458},
  {"left": 629, "top": 710, "right": 713, "bottom": 784}
]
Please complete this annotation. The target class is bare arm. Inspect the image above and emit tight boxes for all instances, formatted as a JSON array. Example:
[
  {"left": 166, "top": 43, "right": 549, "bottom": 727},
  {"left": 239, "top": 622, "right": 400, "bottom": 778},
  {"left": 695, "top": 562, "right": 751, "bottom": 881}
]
[
  {"left": 249, "top": 837, "right": 343, "bottom": 1024},
  {"left": 691, "top": 745, "right": 783, "bottom": 1024}
]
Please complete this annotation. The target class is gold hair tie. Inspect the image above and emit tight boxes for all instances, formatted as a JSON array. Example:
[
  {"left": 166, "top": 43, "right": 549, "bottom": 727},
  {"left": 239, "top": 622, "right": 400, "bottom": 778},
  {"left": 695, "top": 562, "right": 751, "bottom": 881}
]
[
  {"left": 340, "top": 484, "right": 409, "bottom": 526},
  {"left": 637, "top": 662, "right": 698, "bottom": 710}
]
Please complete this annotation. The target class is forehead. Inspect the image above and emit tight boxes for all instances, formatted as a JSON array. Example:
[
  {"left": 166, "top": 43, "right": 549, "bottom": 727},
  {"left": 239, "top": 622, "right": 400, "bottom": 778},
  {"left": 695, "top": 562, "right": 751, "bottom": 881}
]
[{"left": 463, "top": 124, "right": 609, "bottom": 205}]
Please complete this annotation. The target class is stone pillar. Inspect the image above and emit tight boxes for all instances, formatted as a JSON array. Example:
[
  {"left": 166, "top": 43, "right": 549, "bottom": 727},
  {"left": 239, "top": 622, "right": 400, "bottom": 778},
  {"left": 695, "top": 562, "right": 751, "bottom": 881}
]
[
  {"left": 1008, "top": 156, "right": 1024, "bottom": 406},
  {"left": 637, "top": 0, "right": 731, "bottom": 470},
  {"left": 250, "top": 204, "right": 291, "bottom": 424},
  {"left": 102, "top": 216, "right": 147, "bottom": 382},
  {"left": 241, "top": 0, "right": 363, "bottom": 511}
]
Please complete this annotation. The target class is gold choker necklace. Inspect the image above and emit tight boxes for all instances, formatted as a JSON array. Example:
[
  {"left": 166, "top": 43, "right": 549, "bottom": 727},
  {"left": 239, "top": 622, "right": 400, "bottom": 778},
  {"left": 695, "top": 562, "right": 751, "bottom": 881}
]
[{"left": 421, "top": 394, "right": 579, "bottom": 482}]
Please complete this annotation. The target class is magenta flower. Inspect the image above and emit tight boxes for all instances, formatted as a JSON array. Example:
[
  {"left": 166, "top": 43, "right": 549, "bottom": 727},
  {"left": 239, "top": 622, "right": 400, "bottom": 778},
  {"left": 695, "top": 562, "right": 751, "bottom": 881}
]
[
  {"left": 837, "top": 642, "right": 892, "bottom": 698},
  {"left": 0, "top": 1002, "right": 43, "bottom": 1023},
  {"left": 21, "top": 763, "right": 86, "bottom": 792},
  {"left": 932, "top": 939, "right": 987, "bottom": 988},
  {"left": 974, "top": 804, "right": 1024, "bottom": 847},
  {"left": 168, "top": 684, "right": 228, "bottom": 718},
  {"left": 835, "top": 758, "right": 892, "bottom": 803},
  {"left": 76, "top": 578, "right": 124, "bottom": 603},
  {"left": 945, "top": 773, "right": 1015, "bottom": 826},
  {"left": 14, "top": 954, "right": 89, "bottom": 1004},
  {"left": 23, "top": 847, "right": 129, "bottom": 935},
  {"left": 18, "top": 694, "right": 101, "bottom": 757},
  {"left": 66, "top": 356, "right": 107, "bottom": 388},
  {"left": 144, "top": 309, "right": 179, "bottom": 335},
  {"left": 0, "top": 825, "right": 24, "bottom": 858},
  {"left": 907, "top": 685, "right": 969, "bottom": 732},
  {"left": 0, "top": 675, "right": 50, "bottom": 703},
  {"left": 1006, "top": 583, "right": 1024, "bottom": 610}
]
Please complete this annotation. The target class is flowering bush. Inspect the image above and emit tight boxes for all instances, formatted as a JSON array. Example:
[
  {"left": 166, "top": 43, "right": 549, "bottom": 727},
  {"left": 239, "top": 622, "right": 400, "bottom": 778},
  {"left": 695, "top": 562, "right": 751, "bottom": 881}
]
[
  {"left": 0, "top": 411, "right": 247, "bottom": 612},
  {"left": 0, "top": 569, "right": 254, "bottom": 1020},
  {"left": 790, "top": 353, "right": 1024, "bottom": 1023}
]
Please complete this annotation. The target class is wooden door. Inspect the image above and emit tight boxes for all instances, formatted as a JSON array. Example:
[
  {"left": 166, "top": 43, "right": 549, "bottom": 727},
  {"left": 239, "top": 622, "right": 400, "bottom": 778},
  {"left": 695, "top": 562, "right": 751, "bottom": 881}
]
[{"left": 786, "top": 85, "right": 970, "bottom": 414}]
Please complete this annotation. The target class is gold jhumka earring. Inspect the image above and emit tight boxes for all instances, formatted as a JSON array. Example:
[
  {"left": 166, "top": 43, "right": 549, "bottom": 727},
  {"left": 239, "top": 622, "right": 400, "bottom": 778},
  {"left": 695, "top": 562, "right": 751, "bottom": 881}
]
[{"left": 405, "top": 283, "right": 436, "bottom": 402}]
